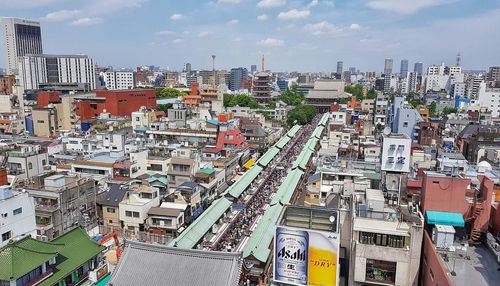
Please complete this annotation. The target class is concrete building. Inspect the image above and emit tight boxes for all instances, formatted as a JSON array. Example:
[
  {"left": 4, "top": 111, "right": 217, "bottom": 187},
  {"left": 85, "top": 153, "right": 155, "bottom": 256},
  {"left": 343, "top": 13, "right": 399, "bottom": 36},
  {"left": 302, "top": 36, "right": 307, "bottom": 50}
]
[
  {"left": 119, "top": 184, "right": 160, "bottom": 233},
  {"left": 381, "top": 133, "right": 411, "bottom": 173},
  {"left": 167, "top": 148, "right": 199, "bottom": 190},
  {"left": 0, "top": 186, "right": 36, "bottom": 247},
  {"left": 0, "top": 144, "right": 48, "bottom": 180},
  {"left": 400, "top": 59, "right": 408, "bottom": 76},
  {"left": 390, "top": 97, "right": 424, "bottom": 140},
  {"left": 103, "top": 70, "right": 135, "bottom": 90},
  {"left": 337, "top": 61, "right": 343, "bottom": 75},
  {"left": 18, "top": 54, "right": 96, "bottom": 91},
  {"left": 414, "top": 62, "right": 423, "bottom": 76},
  {"left": 229, "top": 67, "right": 248, "bottom": 91},
  {"left": 477, "top": 81, "right": 500, "bottom": 117},
  {"left": 97, "top": 184, "right": 128, "bottom": 230},
  {"left": 384, "top": 58, "right": 393, "bottom": 75},
  {"left": 32, "top": 107, "right": 58, "bottom": 137},
  {"left": 487, "top": 66, "right": 500, "bottom": 87},
  {"left": 22, "top": 173, "right": 98, "bottom": 240},
  {"left": 350, "top": 189, "right": 423, "bottom": 286},
  {"left": 0, "top": 74, "right": 16, "bottom": 94},
  {"left": 1, "top": 17, "right": 43, "bottom": 75}
]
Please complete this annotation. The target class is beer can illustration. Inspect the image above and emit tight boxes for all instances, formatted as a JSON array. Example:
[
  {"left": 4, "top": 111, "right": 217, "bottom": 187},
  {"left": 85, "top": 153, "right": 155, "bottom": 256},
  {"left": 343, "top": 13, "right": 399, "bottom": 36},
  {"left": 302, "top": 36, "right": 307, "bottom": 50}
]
[{"left": 274, "top": 226, "right": 309, "bottom": 285}]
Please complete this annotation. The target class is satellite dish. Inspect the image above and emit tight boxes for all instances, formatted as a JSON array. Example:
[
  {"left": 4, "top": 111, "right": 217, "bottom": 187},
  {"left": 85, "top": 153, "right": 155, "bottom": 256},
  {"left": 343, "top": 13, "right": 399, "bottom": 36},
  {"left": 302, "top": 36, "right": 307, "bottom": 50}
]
[{"left": 383, "top": 127, "right": 391, "bottom": 135}]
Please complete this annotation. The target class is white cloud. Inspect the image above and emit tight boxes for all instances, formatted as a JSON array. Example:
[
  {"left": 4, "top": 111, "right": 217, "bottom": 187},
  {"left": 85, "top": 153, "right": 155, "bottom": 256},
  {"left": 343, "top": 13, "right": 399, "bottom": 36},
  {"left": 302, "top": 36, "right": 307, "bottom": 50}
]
[
  {"left": 278, "top": 9, "right": 310, "bottom": 20},
  {"left": 257, "top": 38, "right": 285, "bottom": 47},
  {"left": 233, "top": 37, "right": 242, "bottom": 42},
  {"left": 226, "top": 19, "right": 239, "bottom": 25},
  {"left": 86, "top": 0, "right": 147, "bottom": 16},
  {"left": 367, "top": 0, "right": 456, "bottom": 15},
  {"left": 217, "top": 0, "right": 241, "bottom": 3},
  {"left": 42, "top": 9, "right": 80, "bottom": 22},
  {"left": 350, "top": 23, "right": 362, "bottom": 30},
  {"left": 297, "top": 42, "right": 317, "bottom": 50},
  {"left": 170, "top": 14, "right": 185, "bottom": 21},
  {"left": 197, "top": 31, "right": 212, "bottom": 38},
  {"left": 172, "top": 38, "right": 183, "bottom": 44},
  {"left": 303, "top": 21, "right": 341, "bottom": 35},
  {"left": 71, "top": 17, "right": 103, "bottom": 26},
  {"left": 307, "top": 0, "right": 319, "bottom": 8},
  {"left": 257, "top": 0, "right": 286, "bottom": 8},
  {"left": 155, "top": 30, "right": 175, "bottom": 36},
  {"left": 257, "top": 14, "right": 269, "bottom": 21}
]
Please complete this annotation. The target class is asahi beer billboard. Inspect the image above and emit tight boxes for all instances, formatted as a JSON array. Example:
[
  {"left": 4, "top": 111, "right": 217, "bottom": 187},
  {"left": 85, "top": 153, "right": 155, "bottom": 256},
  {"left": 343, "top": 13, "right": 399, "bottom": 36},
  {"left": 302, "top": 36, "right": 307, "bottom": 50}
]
[{"left": 274, "top": 226, "right": 339, "bottom": 286}]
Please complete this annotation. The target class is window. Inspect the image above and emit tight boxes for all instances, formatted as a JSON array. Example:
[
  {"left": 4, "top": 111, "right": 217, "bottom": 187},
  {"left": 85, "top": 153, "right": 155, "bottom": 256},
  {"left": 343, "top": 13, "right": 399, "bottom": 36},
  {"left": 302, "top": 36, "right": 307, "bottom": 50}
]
[
  {"left": 1, "top": 213, "right": 7, "bottom": 218},
  {"left": 1, "top": 231, "right": 11, "bottom": 242},
  {"left": 28, "top": 162, "right": 33, "bottom": 170},
  {"left": 366, "top": 259, "right": 396, "bottom": 284},
  {"left": 106, "top": 207, "right": 116, "bottom": 213},
  {"left": 125, "top": 211, "right": 132, "bottom": 217},
  {"left": 359, "top": 232, "right": 405, "bottom": 248},
  {"left": 403, "top": 122, "right": 408, "bottom": 127},
  {"left": 13, "top": 208, "right": 22, "bottom": 215}
]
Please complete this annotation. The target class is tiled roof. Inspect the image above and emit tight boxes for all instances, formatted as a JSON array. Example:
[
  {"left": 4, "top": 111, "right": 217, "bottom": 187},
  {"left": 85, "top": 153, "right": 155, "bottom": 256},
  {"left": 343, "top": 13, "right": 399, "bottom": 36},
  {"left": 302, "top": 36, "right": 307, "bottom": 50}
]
[
  {"left": 0, "top": 236, "right": 64, "bottom": 280},
  {"left": 109, "top": 241, "right": 242, "bottom": 286},
  {"left": 38, "top": 228, "right": 105, "bottom": 286}
]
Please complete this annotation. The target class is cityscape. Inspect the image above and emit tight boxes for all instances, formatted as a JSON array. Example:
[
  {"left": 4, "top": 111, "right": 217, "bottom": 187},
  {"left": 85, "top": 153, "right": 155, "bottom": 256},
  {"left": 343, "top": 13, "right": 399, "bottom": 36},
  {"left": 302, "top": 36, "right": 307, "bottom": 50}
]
[{"left": 1, "top": 1, "right": 500, "bottom": 286}]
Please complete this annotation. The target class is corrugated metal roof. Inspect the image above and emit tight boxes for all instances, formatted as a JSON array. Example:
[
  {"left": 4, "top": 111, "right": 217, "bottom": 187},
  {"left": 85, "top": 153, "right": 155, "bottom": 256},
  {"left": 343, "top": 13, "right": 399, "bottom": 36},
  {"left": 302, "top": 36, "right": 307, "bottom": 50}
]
[
  {"left": 257, "top": 147, "right": 280, "bottom": 167},
  {"left": 275, "top": 135, "right": 291, "bottom": 149},
  {"left": 286, "top": 125, "right": 301, "bottom": 137},
  {"left": 109, "top": 241, "right": 242, "bottom": 286},
  {"left": 227, "top": 165, "right": 263, "bottom": 198},
  {"left": 242, "top": 204, "right": 283, "bottom": 262},
  {"left": 169, "top": 197, "right": 232, "bottom": 249},
  {"left": 271, "top": 169, "right": 304, "bottom": 205}
]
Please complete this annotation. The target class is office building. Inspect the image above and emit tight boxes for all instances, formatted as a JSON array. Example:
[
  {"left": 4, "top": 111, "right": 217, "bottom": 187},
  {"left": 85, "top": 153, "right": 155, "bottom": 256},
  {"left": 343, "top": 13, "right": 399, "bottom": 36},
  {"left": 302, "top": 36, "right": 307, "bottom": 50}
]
[
  {"left": 487, "top": 66, "right": 500, "bottom": 87},
  {"left": 1, "top": 17, "right": 43, "bottom": 75},
  {"left": 337, "top": 61, "right": 343, "bottom": 74},
  {"left": 400, "top": 59, "right": 408, "bottom": 75},
  {"left": 229, "top": 67, "right": 248, "bottom": 91},
  {"left": 250, "top": 64, "right": 257, "bottom": 73},
  {"left": 414, "top": 62, "right": 423, "bottom": 75},
  {"left": 18, "top": 54, "right": 96, "bottom": 91},
  {"left": 103, "top": 71, "right": 135, "bottom": 90},
  {"left": 384, "top": 58, "right": 393, "bottom": 75},
  {"left": 477, "top": 82, "right": 500, "bottom": 117},
  {"left": 185, "top": 62, "right": 192, "bottom": 74}
]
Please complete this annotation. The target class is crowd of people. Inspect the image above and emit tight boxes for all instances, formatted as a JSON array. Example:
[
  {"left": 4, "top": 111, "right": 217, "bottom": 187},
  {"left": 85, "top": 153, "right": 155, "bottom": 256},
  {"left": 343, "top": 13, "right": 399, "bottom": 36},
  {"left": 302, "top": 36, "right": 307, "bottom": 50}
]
[{"left": 214, "top": 116, "right": 321, "bottom": 252}]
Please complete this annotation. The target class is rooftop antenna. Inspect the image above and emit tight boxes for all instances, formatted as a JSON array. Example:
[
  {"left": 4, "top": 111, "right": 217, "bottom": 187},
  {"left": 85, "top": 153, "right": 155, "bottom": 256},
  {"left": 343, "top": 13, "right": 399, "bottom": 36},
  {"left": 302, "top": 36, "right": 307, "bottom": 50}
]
[
  {"left": 212, "top": 55, "right": 216, "bottom": 87},
  {"left": 261, "top": 55, "right": 265, "bottom": 72},
  {"left": 456, "top": 52, "right": 461, "bottom": 67}
]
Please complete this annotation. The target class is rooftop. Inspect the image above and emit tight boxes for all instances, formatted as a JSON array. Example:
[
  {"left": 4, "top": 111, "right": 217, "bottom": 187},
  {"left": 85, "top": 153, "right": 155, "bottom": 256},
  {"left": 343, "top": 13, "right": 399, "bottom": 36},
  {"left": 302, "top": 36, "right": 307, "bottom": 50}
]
[{"left": 108, "top": 241, "right": 242, "bottom": 286}]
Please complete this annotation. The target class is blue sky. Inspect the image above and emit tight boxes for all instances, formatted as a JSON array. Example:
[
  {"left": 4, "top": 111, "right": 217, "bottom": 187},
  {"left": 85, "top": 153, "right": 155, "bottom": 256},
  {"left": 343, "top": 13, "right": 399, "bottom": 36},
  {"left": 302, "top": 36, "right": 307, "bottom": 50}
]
[{"left": 1, "top": 0, "right": 499, "bottom": 72}]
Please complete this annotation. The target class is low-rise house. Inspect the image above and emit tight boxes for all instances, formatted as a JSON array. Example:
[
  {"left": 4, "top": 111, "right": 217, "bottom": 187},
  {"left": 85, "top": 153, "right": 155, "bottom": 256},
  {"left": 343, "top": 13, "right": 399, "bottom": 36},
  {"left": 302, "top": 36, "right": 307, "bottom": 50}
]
[
  {"left": 0, "top": 227, "right": 105, "bottom": 286},
  {"left": 0, "top": 186, "right": 36, "bottom": 247},
  {"left": 147, "top": 203, "right": 185, "bottom": 236},
  {"left": 97, "top": 184, "right": 128, "bottom": 230},
  {"left": 119, "top": 184, "right": 160, "bottom": 233},
  {"left": 0, "top": 144, "right": 48, "bottom": 180}
]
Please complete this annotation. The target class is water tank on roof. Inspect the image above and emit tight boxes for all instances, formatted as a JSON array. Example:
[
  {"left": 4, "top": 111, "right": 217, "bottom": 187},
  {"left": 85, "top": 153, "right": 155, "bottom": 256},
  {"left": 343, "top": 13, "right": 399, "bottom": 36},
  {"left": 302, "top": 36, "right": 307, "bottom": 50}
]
[{"left": 0, "top": 185, "right": 14, "bottom": 200}]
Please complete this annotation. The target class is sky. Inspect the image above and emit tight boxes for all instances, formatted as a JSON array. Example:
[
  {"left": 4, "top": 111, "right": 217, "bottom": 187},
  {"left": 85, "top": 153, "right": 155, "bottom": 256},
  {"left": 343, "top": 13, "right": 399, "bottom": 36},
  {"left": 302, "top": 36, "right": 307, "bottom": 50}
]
[{"left": 1, "top": 0, "right": 500, "bottom": 72}]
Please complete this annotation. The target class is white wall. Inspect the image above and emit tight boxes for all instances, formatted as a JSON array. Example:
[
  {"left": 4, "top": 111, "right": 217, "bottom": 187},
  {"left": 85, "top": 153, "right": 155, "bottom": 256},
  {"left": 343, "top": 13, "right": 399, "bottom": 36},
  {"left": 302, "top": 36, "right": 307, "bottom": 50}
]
[{"left": 0, "top": 190, "right": 36, "bottom": 247}]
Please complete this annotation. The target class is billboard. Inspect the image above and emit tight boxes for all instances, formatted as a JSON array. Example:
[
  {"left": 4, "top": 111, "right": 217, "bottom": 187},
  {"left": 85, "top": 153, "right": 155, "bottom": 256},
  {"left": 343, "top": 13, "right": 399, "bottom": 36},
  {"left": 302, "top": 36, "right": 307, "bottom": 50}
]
[{"left": 274, "top": 226, "right": 339, "bottom": 286}]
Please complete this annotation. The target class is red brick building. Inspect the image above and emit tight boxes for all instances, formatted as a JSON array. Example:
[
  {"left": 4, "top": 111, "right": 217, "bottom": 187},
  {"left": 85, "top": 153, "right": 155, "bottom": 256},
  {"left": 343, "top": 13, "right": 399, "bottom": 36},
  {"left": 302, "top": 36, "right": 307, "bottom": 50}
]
[{"left": 75, "top": 89, "right": 157, "bottom": 121}]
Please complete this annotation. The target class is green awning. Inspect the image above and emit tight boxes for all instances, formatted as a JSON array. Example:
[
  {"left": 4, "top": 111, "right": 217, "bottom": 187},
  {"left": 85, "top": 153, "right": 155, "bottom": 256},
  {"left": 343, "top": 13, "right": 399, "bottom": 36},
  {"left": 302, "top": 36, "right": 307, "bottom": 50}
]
[{"left": 426, "top": 211, "right": 464, "bottom": 227}]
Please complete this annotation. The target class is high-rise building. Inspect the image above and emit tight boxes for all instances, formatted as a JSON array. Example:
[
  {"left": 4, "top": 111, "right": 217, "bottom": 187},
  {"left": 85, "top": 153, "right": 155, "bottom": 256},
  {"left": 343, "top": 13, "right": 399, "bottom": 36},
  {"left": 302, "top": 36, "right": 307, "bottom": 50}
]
[
  {"left": 229, "top": 67, "right": 248, "bottom": 91},
  {"left": 336, "top": 61, "right": 343, "bottom": 74},
  {"left": 414, "top": 62, "right": 423, "bottom": 75},
  {"left": 1, "top": 18, "right": 43, "bottom": 75},
  {"left": 250, "top": 65, "right": 257, "bottom": 73},
  {"left": 349, "top": 67, "right": 356, "bottom": 73},
  {"left": 487, "top": 66, "right": 500, "bottom": 87},
  {"left": 103, "top": 71, "right": 135, "bottom": 90},
  {"left": 400, "top": 59, "right": 408, "bottom": 75},
  {"left": 18, "top": 54, "right": 96, "bottom": 91},
  {"left": 185, "top": 63, "right": 192, "bottom": 74},
  {"left": 384, "top": 58, "right": 393, "bottom": 75}
]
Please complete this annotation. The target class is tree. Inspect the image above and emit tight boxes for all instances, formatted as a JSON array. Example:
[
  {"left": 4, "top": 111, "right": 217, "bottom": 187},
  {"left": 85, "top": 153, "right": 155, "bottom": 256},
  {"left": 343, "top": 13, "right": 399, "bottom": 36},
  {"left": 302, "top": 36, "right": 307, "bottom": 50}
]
[
  {"left": 155, "top": 88, "right": 183, "bottom": 98},
  {"left": 344, "top": 84, "right": 364, "bottom": 99},
  {"left": 442, "top": 106, "right": 457, "bottom": 116},
  {"left": 366, "top": 89, "right": 378, "bottom": 99},
  {"left": 279, "top": 85, "right": 305, "bottom": 106},
  {"left": 157, "top": 104, "right": 173, "bottom": 113},
  {"left": 223, "top": 94, "right": 261, "bottom": 109},
  {"left": 428, "top": 101, "right": 437, "bottom": 116},
  {"left": 286, "top": 105, "right": 317, "bottom": 126}
]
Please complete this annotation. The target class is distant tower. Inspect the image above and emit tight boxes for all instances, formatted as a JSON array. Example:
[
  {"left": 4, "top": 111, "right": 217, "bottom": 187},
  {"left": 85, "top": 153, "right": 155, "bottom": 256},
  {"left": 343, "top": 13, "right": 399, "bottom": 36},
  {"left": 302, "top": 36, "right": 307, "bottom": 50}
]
[
  {"left": 384, "top": 58, "right": 393, "bottom": 75},
  {"left": 456, "top": 52, "right": 461, "bottom": 67},
  {"left": 336, "top": 61, "right": 343, "bottom": 74},
  {"left": 261, "top": 55, "right": 265, "bottom": 72},
  {"left": 211, "top": 55, "right": 216, "bottom": 87}
]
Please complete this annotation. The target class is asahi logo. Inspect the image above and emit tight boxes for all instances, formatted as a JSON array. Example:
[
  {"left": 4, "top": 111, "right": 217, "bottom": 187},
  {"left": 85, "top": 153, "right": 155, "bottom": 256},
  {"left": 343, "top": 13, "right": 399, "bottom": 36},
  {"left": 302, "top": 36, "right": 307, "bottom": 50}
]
[{"left": 277, "top": 246, "right": 306, "bottom": 261}]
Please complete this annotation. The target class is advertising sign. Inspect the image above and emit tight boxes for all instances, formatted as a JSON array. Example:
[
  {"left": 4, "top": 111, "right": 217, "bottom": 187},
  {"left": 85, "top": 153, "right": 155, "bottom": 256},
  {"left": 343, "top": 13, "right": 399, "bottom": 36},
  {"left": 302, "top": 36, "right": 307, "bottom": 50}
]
[{"left": 274, "top": 226, "right": 339, "bottom": 286}]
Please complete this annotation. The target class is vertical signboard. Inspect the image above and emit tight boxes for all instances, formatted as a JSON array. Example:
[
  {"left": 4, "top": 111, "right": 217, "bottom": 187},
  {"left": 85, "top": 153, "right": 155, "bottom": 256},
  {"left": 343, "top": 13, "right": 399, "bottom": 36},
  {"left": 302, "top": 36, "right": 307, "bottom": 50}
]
[{"left": 274, "top": 226, "right": 339, "bottom": 286}]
